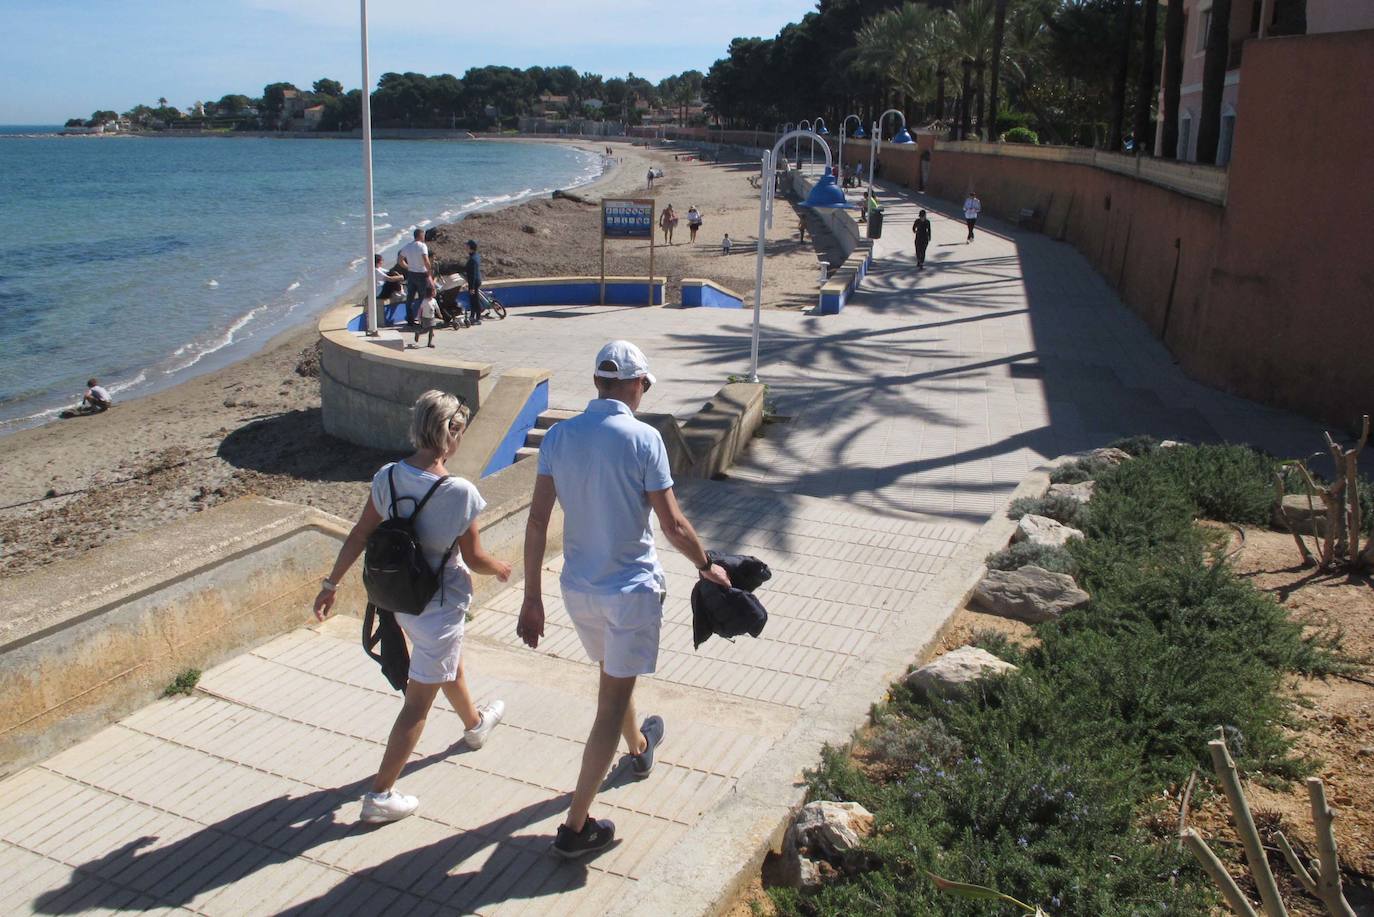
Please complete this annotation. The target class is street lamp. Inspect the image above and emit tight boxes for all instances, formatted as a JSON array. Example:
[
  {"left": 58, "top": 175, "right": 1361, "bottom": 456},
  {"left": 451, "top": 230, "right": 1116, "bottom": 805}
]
[
  {"left": 797, "top": 119, "right": 812, "bottom": 169},
  {"left": 811, "top": 117, "right": 828, "bottom": 174},
  {"left": 359, "top": 0, "right": 379, "bottom": 335},
  {"left": 748, "top": 130, "right": 849, "bottom": 382},
  {"left": 839, "top": 115, "right": 864, "bottom": 189},
  {"left": 867, "top": 108, "right": 912, "bottom": 208}
]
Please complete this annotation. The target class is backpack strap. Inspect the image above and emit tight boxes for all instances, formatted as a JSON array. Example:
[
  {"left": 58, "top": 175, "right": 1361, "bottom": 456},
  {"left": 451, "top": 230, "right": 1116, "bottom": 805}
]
[{"left": 411, "top": 474, "right": 450, "bottom": 520}]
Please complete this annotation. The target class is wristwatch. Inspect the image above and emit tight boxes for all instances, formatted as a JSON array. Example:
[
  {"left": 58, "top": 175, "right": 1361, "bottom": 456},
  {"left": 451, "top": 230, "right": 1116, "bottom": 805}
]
[
  {"left": 320, "top": 578, "right": 338, "bottom": 592},
  {"left": 696, "top": 558, "right": 712, "bottom": 572}
]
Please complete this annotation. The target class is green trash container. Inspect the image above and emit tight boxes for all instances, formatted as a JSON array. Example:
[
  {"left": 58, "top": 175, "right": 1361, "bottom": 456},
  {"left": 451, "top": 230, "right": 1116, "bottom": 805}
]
[{"left": 868, "top": 207, "right": 885, "bottom": 239}]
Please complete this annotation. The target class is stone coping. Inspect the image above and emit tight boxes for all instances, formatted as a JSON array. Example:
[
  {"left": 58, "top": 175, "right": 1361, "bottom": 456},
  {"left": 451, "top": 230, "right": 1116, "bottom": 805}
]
[
  {"left": 610, "top": 460, "right": 1060, "bottom": 917},
  {"left": 318, "top": 301, "right": 493, "bottom": 377},
  {"left": 680, "top": 277, "right": 745, "bottom": 299},
  {"left": 483, "top": 275, "right": 668, "bottom": 290}
]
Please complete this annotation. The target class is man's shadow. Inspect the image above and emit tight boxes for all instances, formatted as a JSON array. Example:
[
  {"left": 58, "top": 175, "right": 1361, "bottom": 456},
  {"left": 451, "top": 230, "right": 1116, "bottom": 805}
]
[{"left": 34, "top": 743, "right": 598, "bottom": 913}]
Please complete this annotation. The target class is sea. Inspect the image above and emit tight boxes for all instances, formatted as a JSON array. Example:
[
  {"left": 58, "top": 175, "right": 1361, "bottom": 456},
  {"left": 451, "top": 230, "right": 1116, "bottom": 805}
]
[{"left": 0, "top": 126, "right": 601, "bottom": 434}]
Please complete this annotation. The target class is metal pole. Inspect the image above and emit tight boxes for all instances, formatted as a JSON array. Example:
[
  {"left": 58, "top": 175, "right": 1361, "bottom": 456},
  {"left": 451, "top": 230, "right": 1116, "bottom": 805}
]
[
  {"left": 360, "top": 0, "right": 378, "bottom": 335},
  {"left": 749, "top": 151, "right": 769, "bottom": 383},
  {"left": 867, "top": 121, "right": 877, "bottom": 207}
]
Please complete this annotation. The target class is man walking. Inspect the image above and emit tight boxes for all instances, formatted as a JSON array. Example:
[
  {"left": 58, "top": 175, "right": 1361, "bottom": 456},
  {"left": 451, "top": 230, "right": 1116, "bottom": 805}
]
[
  {"left": 398, "top": 229, "right": 432, "bottom": 325},
  {"left": 462, "top": 240, "right": 483, "bottom": 326},
  {"left": 963, "top": 191, "right": 982, "bottom": 243},
  {"left": 912, "top": 209, "right": 932, "bottom": 269},
  {"left": 519, "top": 340, "right": 729, "bottom": 859}
]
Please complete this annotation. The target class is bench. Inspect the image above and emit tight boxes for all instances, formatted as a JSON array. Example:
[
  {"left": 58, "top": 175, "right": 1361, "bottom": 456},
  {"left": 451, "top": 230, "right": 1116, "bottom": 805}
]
[{"left": 1017, "top": 207, "right": 1044, "bottom": 232}]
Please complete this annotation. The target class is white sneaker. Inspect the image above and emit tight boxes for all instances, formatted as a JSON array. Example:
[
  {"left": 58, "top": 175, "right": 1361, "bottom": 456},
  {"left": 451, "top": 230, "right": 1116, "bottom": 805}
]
[
  {"left": 360, "top": 789, "right": 418, "bottom": 824},
  {"left": 463, "top": 700, "right": 505, "bottom": 749}
]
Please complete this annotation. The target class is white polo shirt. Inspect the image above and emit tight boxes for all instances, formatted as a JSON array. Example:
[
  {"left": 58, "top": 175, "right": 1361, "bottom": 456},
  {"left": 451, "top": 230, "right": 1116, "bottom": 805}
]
[
  {"left": 964, "top": 197, "right": 981, "bottom": 219},
  {"left": 537, "top": 398, "right": 674, "bottom": 595},
  {"left": 399, "top": 239, "right": 429, "bottom": 273}
]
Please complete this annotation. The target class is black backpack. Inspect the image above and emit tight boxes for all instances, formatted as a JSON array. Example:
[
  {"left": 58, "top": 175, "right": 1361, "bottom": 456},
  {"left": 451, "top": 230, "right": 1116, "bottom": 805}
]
[{"left": 362, "top": 465, "right": 450, "bottom": 614}]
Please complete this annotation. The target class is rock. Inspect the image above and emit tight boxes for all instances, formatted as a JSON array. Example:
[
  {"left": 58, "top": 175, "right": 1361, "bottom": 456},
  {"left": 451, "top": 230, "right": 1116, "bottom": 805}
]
[
  {"left": 1089, "top": 447, "right": 1133, "bottom": 465},
  {"left": 1356, "top": 746, "right": 1374, "bottom": 757},
  {"left": 1272, "top": 493, "right": 1332, "bottom": 537},
  {"left": 1013, "top": 514, "right": 1084, "bottom": 547},
  {"left": 972, "top": 565, "right": 1090, "bottom": 623},
  {"left": 1159, "top": 440, "right": 1185, "bottom": 449},
  {"left": 520, "top": 224, "right": 537, "bottom": 234},
  {"left": 1048, "top": 481, "right": 1096, "bottom": 505},
  {"left": 781, "top": 800, "right": 876, "bottom": 889},
  {"left": 904, "top": 646, "right": 1018, "bottom": 699}
]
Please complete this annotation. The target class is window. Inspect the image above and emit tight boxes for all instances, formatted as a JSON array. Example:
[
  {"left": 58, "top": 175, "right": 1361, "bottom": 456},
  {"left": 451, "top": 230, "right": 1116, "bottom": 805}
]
[
  {"left": 1217, "top": 110, "right": 1236, "bottom": 166},
  {"left": 1197, "top": 6, "right": 1213, "bottom": 52},
  {"left": 1179, "top": 112, "right": 1193, "bottom": 161}
]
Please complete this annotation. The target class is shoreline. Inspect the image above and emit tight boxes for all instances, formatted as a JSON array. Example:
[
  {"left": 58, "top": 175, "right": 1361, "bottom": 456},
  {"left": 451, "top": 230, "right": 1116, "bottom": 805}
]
[{"left": 0, "top": 138, "right": 616, "bottom": 439}]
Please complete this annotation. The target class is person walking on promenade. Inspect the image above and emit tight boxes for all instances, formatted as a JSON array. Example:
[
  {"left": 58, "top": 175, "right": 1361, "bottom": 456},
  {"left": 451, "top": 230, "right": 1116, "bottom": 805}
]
[
  {"left": 463, "top": 239, "right": 483, "bottom": 326},
  {"left": 399, "top": 229, "right": 433, "bottom": 325},
  {"left": 313, "top": 390, "right": 511, "bottom": 824},
  {"left": 646, "top": 168, "right": 655, "bottom": 189},
  {"left": 659, "top": 204, "right": 677, "bottom": 245},
  {"left": 912, "top": 209, "right": 932, "bottom": 269},
  {"left": 686, "top": 205, "right": 702, "bottom": 243},
  {"left": 963, "top": 192, "right": 982, "bottom": 243},
  {"left": 518, "top": 341, "right": 730, "bottom": 859}
]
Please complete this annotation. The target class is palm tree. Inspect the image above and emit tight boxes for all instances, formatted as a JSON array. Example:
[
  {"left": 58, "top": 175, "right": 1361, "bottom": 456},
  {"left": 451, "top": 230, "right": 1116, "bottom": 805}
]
[
  {"left": 157, "top": 96, "right": 169, "bottom": 108},
  {"left": 987, "top": 0, "right": 1009, "bottom": 141},
  {"left": 940, "top": 0, "right": 997, "bottom": 138},
  {"left": 853, "top": 3, "right": 941, "bottom": 123},
  {"left": 1133, "top": 0, "right": 1160, "bottom": 153},
  {"left": 1108, "top": 0, "right": 1136, "bottom": 151}
]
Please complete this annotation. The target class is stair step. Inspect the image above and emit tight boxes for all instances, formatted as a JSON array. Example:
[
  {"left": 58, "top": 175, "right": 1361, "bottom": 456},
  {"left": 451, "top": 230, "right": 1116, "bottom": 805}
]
[
  {"left": 514, "top": 446, "right": 541, "bottom": 462},
  {"left": 535, "top": 409, "right": 579, "bottom": 429},
  {"left": 524, "top": 427, "right": 548, "bottom": 448}
]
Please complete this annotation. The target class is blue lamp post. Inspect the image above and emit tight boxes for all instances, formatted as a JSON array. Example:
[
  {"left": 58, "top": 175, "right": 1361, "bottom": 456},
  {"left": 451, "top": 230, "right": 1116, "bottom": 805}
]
[
  {"left": 867, "top": 108, "right": 912, "bottom": 207},
  {"left": 839, "top": 114, "right": 864, "bottom": 189},
  {"left": 811, "top": 117, "right": 828, "bottom": 174},
  {"left": 749, "top": 129, "right": 849, "bottom": 382}
]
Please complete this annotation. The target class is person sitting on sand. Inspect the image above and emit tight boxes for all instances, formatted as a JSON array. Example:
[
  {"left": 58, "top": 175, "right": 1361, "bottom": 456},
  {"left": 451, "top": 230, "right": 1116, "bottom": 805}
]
[
  {"left": 686, "top": 206, "right": 702, "bottom": 243},
  {"left": 721, "top": 234, "right": 732, "bottom": 255},
  {"left": 80, "top": 378, "right": 111, "bottom": 413},
  {"left": 660, "top": 205, "right": 678, "bottom": 245}
]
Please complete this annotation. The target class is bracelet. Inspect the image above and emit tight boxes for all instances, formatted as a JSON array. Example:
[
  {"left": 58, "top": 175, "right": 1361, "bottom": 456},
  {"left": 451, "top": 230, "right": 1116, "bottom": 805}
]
[
  {"left": 697, "top": 558, "right": 712, "bottom": 572},
  {"left": 320, "top": 578, "right": 338, "bottom": 592}
]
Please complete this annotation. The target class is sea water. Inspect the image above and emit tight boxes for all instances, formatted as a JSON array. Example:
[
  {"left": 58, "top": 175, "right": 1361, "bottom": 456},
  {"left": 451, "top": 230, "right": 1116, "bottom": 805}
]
[{"left": 0, "top": 127, "right": 600, "bottom": 433}]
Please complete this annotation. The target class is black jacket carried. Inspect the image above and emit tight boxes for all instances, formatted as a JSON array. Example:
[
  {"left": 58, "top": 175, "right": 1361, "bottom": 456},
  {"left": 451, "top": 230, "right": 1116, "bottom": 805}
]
[
  {"left": 691, "top": 551, "right": 772, "bottom": 649},
  {"left": 363, "top": 603, "right": 410, "bottom": 692}
]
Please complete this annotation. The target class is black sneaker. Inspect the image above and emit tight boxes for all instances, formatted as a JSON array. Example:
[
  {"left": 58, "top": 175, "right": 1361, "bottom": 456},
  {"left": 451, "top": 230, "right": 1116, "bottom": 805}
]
[
  {"left": 630, "top": 715, "right": 665, "bottom": 779},
  {"left": 552, "top": 816, "right": 616, "bottom": 859}
]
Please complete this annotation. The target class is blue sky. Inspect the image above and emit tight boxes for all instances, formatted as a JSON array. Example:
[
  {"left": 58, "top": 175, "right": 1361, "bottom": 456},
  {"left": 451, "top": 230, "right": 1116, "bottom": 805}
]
[{"left": 1, "top": 0, "right": 814, "bottom": 123}]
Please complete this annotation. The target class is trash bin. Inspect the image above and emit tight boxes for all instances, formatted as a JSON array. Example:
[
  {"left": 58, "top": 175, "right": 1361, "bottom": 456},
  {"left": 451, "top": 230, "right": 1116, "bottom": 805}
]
[{"left": 868, "top": 208, "right": 884, "bottom": 239}]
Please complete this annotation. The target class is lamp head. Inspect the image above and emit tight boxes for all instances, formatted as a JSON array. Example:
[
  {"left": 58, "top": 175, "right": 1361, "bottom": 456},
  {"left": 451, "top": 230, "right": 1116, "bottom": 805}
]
[
  {"left": 800, "top": 172, "right": 850, "bottom": 209},
  {"left": 892, "top": 127, "right": 914, "bottom": 144}
]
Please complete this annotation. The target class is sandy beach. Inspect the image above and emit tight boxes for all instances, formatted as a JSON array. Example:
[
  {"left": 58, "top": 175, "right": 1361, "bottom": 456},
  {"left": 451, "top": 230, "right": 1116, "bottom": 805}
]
[{"left": 0, "top": 140, "right": 833, "bottom": 576}]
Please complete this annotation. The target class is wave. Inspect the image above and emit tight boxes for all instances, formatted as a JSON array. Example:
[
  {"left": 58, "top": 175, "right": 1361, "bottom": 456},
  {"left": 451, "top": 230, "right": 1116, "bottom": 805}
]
[
  {"left": 206, "top": 279, "right": 219, "bottom": 287},
  {"left": 373, "top": 223, "right": 392, "bottom": 232},
  {"left": 286, "top": 281, "right": 300, "bottom": 291},
  {"left": 161, "top": 305, "right": 267, "bottom": 375}
]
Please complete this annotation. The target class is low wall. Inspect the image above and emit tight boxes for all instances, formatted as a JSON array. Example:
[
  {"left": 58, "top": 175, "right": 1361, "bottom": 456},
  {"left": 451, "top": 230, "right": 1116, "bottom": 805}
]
[
  {"left": 444, "top": 369, "right": 550, "bottom": 480},
  {"left": 681, "top": 278, "right": 744, "bottom": 309},
  {"left": 678, "top": 383, "right": 767, "bottom": 480},
  {"left": 484, "top": 275, "right": 666, "bottom": 308},
  {"left": 788, "top": 170, "right": 862, "bottom": 258},
  {"left": 319, "top": 302, "right": 491, "bottom": 452}
]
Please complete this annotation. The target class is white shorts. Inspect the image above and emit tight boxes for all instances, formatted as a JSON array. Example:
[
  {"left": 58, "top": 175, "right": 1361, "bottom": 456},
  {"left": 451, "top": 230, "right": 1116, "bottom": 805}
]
[
  {"left": 563, "top": 582, "right": 665, "bottom": 679},
  {"left": 395, "top": 603, "right": 465, "bottom": 684}
]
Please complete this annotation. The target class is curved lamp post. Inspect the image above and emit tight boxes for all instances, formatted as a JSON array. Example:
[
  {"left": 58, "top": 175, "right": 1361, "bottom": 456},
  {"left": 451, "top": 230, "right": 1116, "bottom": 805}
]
[
  {"left": 839, "top": 114, "right": 865, "bottom": 187},
  {"left": 811, "top": 117, "right": 828, "bottom": 174},
  {"left": 749, "top": 129, "right": 849, "bottom": 382},
  {"left": 796, "top": 119, "right": 812, "bottom": 168},
  {"left": 867, "top": 108, "right": 913, "bottom": 207}
]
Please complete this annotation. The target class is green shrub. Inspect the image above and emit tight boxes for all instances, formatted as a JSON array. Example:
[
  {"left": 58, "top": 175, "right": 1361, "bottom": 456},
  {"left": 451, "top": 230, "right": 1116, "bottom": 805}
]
[
  {"left": 985, "top": 541, "right": 1078, "bottom": 576},
  {"left": 1006, "top": 494, "right": 1083, "bottom": 527},
  {"left": 867, "top": 715, "right": 964, "bottom": 773},
  {"left": 163, "top": 669, "right": 201, "bottom": 697},
  {"left": 1004, "top": 126, "right": 1039, "bottom": 145},
  {"left": 1108, "top": 434, "right": 1160, "bottom": 457},
  {"left": 1049, "top": 457, "right": 1111, "bottom": 485},
  {"left": 1163, "top": 444, "right": 1278, "bottom": 524}
]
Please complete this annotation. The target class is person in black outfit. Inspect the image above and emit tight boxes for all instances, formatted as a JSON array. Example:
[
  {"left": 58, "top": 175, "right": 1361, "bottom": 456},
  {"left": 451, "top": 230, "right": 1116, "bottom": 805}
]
[
  {"left": 463, "top": 239, "right": 483, "bottom": 326},
  {"left": 912, "top": 209, "right": 932, "bottom": 269}
]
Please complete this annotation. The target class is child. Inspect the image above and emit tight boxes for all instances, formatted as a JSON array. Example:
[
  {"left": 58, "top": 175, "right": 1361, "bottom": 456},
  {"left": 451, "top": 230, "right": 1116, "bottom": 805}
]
[
  {"left": 81, "top": 378, "right": 112, "bottom": 413},
  {"left": 409, "top": 284, "right": 438, "bottom": 349},
  {"left": 721, "top": 233, "right": 732, "bottom": 255}
]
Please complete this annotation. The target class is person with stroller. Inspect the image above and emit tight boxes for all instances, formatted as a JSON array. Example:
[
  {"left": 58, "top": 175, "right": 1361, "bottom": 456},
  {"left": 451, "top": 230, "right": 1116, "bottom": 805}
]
[{"left": 463, "top": 240, "right": 483, "bottom": 327}]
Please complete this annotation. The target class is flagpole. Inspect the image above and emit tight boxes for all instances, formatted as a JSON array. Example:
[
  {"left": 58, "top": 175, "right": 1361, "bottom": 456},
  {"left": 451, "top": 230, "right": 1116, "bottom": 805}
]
[{"left": 360, "top": 0, "right": 378, "bottom": 335}]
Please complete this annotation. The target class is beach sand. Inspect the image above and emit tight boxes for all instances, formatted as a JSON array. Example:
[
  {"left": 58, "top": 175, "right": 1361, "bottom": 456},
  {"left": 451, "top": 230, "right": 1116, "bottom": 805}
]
[{"left": 0, "top": 141, "right": 835, "bottom": 576}]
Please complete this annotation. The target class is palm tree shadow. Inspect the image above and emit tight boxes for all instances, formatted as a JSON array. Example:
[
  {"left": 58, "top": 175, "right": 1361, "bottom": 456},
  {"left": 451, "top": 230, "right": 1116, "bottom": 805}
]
[{"left": 33, "top": 743, "right": 592, "bottom": 914}]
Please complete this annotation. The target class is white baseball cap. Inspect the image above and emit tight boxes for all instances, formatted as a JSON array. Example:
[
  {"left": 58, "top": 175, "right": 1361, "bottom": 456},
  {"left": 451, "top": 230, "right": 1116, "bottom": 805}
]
[{"left": 593, "top": 340, "right": 656, "bottom": 386}]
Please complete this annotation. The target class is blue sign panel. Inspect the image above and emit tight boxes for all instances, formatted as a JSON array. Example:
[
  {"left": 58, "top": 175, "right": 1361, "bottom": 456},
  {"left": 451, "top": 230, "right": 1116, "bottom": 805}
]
[{"left": 603, "top": 199, "right": 654, "bottom": 239}]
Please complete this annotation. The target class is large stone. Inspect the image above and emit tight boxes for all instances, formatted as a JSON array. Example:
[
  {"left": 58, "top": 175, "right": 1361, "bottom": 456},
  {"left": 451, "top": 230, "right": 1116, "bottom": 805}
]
[
  {"left": 972, "top": 564, "right": 1090, "bottom": 623},
  {"left": 1089, "top": 447, "right": 1133, "bottom": 465},
  {"left": 1048, "top": 481, "right": 1096, "bottom": 505},
  {"left": 904, "top": 645, "right": 1018, "bottom": 699},
  {"left": 1013, "top": 513, "right": 1084, "bottom": 547},
  {"left": 781, "top": 800, "right": 876, "bottom": 888},
  {"left": 1272, "top": 493, "right": 1332, "bottom": 537}
]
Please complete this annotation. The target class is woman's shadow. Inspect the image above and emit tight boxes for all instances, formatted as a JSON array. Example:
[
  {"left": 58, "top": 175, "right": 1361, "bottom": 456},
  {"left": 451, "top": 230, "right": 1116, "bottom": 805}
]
[{"left": 34, "top": 744, "right": 594, "bottom": 914}]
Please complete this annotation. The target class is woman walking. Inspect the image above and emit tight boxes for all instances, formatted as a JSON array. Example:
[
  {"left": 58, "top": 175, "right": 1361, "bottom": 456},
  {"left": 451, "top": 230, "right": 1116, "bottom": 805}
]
[
  {"left": 686, "top": 205, "right": 702, "bottom": 243},
  {"left": 313, "top": 390, "right": 512, "bottom": 824}
]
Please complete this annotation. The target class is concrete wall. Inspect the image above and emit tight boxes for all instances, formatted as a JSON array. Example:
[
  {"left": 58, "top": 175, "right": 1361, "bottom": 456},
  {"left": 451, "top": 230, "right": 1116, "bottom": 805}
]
[
  {"left": 681, "top": 278, "right": 744, "bottom": 309},
  {"left": 922, "top": 29, "right": 1374, "bottom": 428},
  {"left": 319, "top": 302, "right": 491, "bottom": 452}
]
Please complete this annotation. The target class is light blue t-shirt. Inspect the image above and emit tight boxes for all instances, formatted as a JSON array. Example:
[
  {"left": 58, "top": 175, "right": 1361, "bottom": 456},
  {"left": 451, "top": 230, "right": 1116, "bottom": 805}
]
[{"left": 537, "top": 398, "right": 674, "bottom": 595}]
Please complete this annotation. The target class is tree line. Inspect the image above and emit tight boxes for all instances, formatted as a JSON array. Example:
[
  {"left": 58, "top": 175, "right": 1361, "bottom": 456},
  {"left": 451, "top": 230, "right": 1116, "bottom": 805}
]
[{"left": 66, "top": 66, "right": 706, "bottom": 132}]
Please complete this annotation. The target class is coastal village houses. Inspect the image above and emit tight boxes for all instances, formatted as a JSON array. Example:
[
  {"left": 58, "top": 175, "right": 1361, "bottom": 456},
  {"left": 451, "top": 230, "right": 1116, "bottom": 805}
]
[{"left": 1156, "top": 0, "right": 1374, "bottom": 163}]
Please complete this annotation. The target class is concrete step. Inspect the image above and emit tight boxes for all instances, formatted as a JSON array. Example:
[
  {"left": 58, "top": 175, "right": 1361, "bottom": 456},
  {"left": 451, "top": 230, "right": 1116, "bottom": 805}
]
[
  {"left": 524, "top": 427, "right": 548, "bottom": 448},
  {"left": 535, "top": 409, "right": 579, "bottom": 429},
  {"left": 513, "top": 446, "right": 541, "bottom": 462}
]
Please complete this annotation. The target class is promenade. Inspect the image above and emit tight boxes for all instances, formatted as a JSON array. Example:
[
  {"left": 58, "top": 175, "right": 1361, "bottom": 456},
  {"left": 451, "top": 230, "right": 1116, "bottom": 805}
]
[{"left": 0, "top": 175, "right": 1327, "bottom": 915}]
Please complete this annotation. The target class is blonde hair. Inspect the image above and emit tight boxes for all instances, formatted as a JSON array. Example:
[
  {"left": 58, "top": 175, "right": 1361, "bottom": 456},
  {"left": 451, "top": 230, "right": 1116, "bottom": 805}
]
[{"left": 409, "top": 390, "right": 469, "bottom": 451}]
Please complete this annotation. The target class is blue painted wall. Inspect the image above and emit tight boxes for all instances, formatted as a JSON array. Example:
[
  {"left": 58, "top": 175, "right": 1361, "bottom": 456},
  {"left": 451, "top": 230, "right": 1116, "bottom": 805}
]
[
  {"left": 682, "top": 283, "right": 743, "bottom": 309},
  {"left": 346, "top": 280, "right": 663, "bottom": 330},
  {"left": 481, "top": 380, "right": 550, "bottom": 478}
]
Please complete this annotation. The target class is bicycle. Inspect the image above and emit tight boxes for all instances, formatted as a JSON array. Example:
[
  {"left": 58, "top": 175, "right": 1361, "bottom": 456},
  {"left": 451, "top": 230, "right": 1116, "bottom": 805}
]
[{"left": 456, "top": 287, "right": 506, "bottom": 327}]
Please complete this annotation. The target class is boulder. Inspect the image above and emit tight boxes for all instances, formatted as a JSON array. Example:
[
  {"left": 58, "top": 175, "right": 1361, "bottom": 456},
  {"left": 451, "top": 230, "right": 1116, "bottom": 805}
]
[
  {"left": 1089, "top": 447, "right": 1133, "bottom": 465},
  {"left": 781, "top": 800, "right": 876, "bottom": 888},
  {"left": 904, "top": 646, "right": 1018, "bottom": 699},
  {"left": 1013, "top": 513, "right": 1084, "bottom": 547},
  {"left": 972, "top": 564, "right": 1090, "bottom": 623},
  {"left": 1272, "top": 493, "right": 1332, "bottom": 537},
  {"left": 1159, "top": 440, "right": 1185, "bottom": 449},
  {"left": 1048, "top": 481, "right": 1096, "bottom": 505}
]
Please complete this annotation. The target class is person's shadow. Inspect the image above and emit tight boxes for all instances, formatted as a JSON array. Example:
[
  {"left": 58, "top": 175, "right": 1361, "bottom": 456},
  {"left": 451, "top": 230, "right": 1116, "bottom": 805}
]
[{"left": 34, "top": 743, "right": 597, "bottom": 914}]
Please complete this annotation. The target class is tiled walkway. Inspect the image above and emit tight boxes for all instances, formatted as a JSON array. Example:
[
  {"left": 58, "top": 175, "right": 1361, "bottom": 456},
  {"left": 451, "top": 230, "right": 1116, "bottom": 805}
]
[{"left": 0, "top": 170, "right": 1331, "bottom": 914}]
